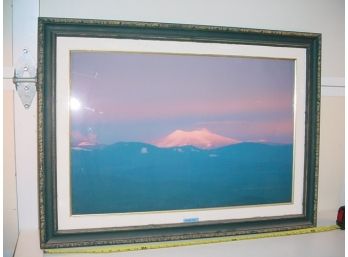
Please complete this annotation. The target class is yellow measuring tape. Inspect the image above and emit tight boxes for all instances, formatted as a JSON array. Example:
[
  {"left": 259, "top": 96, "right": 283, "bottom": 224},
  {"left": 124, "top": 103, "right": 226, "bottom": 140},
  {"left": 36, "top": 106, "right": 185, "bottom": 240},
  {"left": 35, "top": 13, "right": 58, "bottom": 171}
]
[{"left": 45, "top": 225, "right": 339, "bottom": 254}]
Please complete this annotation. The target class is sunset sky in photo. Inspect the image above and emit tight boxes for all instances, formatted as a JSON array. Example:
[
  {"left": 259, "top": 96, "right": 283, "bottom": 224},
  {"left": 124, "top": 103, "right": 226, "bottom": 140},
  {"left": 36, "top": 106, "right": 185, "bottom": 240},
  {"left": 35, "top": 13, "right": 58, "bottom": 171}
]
[{"left": 70, "top": 51, "right": 295, "bottom": 147}]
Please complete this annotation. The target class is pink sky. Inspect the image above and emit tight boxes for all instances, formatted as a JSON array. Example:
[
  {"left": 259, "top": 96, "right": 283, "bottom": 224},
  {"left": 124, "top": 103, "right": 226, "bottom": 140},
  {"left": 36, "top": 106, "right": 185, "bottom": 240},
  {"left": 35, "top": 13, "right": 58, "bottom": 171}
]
[{"left": 71, "top": 52, "right": 295, "bottom": 145}]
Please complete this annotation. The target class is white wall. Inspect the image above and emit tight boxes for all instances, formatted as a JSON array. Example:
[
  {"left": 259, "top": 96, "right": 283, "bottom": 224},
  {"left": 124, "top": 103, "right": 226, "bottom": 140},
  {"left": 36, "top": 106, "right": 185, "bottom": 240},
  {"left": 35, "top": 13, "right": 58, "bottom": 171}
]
[
  {"left": 40, "top": 0, "right": 344, "bottom": 78},
  {"left": 3, "top": 0, "right": 344, "bottom": 256},
  {"left": 3, "top": 1, "right": 19, "bottom": 257}
]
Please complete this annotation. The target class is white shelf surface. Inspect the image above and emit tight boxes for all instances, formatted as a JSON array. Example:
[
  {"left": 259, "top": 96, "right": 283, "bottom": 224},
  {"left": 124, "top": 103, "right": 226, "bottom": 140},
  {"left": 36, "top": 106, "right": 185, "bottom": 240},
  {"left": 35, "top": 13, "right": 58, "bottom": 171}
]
[{"left": 14, "top": 226, "right": 344, "bottom": 257}]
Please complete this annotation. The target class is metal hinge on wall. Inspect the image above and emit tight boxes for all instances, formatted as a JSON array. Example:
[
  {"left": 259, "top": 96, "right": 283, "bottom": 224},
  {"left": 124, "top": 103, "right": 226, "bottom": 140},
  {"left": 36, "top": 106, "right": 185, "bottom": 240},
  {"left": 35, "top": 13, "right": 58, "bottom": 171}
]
[{"left": 12, "top": 49, "right": 37, "bottom": 109}]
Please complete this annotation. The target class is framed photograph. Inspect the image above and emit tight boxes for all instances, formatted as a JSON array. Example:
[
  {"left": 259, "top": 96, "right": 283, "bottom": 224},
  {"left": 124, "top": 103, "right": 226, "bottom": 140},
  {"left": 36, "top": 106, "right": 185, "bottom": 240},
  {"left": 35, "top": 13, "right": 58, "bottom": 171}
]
[{"left": 38, "top": 17, "right": 321, "bottom": 248}]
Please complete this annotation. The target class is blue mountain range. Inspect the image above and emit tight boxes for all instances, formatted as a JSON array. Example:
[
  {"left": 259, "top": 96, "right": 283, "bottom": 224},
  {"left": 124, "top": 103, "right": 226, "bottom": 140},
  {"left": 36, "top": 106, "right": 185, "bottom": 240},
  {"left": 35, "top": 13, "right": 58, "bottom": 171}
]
[{"left": 71, "top": 142, "right": 293, "bottom": 214}]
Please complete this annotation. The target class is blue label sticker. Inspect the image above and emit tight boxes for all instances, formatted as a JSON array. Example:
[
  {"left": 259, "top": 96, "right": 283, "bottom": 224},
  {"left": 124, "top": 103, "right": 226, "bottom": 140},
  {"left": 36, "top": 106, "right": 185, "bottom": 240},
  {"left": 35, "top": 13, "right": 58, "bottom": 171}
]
[{"left": 183, "top": 217, "right": 199, "bottom": 223}]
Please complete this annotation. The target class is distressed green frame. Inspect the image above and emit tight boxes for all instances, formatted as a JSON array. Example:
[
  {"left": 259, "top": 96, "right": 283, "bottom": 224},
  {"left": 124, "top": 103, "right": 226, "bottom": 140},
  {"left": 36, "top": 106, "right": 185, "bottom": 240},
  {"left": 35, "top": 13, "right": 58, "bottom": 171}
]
[{"left": 37, "top": 17, "right": 321, "bottom": 249}]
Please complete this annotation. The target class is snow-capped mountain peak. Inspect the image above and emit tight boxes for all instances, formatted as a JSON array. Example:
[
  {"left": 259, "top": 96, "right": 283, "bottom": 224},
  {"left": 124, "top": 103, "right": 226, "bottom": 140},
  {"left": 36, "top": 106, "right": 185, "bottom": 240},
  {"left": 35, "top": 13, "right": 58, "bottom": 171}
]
[{"left": 155, "top": 128, "right": 239, "bottom": 149}]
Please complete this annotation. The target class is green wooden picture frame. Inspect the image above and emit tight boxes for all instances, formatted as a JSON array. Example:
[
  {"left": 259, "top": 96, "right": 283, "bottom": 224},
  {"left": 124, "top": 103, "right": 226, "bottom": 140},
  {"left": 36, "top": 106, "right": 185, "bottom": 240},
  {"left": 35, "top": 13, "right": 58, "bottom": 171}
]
[{"left": 37, "top": 17, "right": 321, "bottom": 249}]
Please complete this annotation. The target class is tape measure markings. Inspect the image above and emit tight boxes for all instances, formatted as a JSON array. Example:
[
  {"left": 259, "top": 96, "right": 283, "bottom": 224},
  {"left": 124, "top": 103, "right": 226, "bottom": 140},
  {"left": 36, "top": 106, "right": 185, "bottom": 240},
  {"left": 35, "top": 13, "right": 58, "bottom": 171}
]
[{"left": 45, "top": 225, "right": 339, "bottom": 254}]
